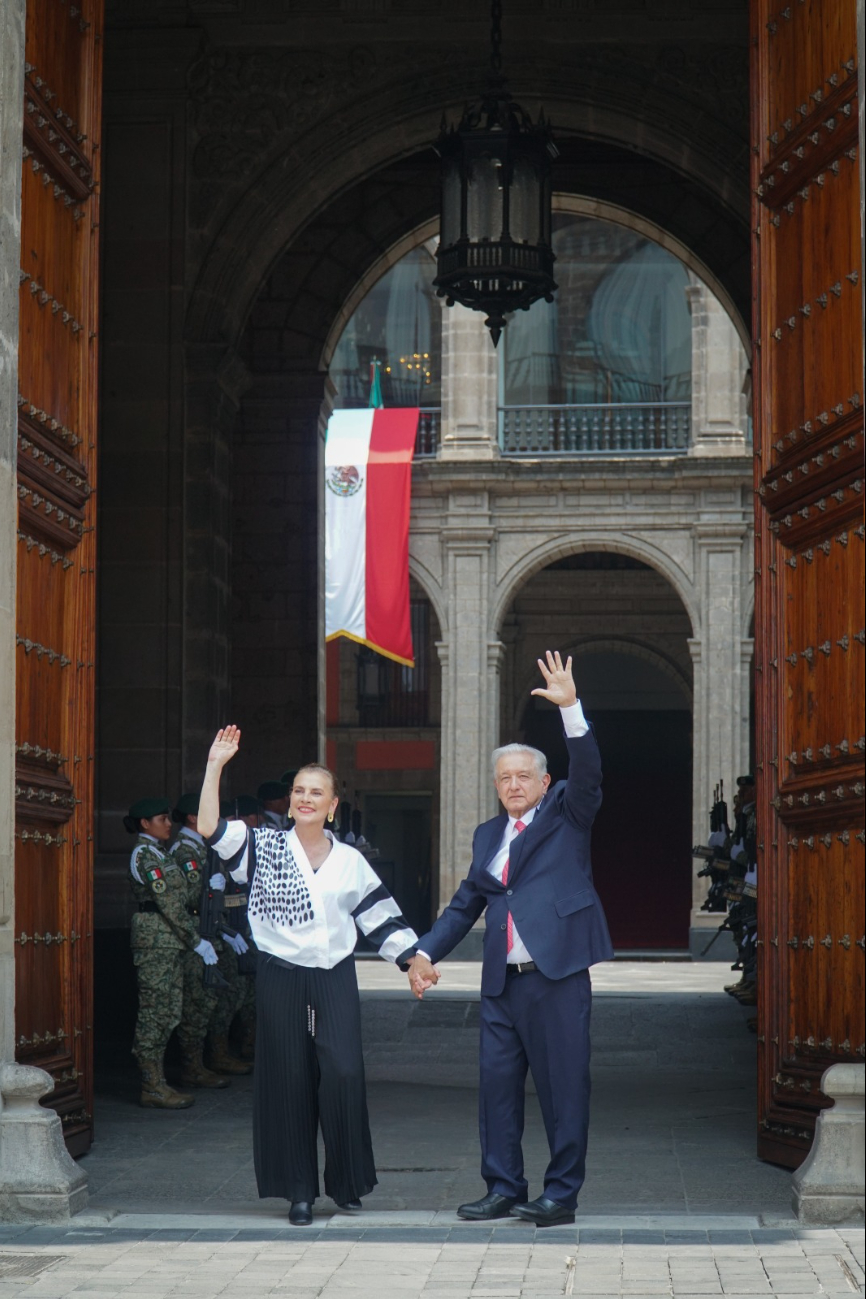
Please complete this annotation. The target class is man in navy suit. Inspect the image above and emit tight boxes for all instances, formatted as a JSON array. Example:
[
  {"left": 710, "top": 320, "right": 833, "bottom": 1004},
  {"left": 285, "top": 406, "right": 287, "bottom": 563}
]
[{"left": 408, "top": 651, "right": 613, "bottom": 1226}]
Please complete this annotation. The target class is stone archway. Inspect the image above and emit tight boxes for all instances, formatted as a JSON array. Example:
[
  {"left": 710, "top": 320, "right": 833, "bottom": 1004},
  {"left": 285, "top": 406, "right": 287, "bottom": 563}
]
[
  {"left": 185, "top": 57, "right": 751, "bottom": 357},
  {"left": 498, "top": 549, "right": 695, "bottom": 949}
]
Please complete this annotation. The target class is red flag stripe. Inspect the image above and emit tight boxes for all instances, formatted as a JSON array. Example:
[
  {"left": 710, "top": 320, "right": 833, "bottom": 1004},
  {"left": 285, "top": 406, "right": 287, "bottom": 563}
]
[{"left": 364, "top": 408, "right": 418, "bottom": 667}]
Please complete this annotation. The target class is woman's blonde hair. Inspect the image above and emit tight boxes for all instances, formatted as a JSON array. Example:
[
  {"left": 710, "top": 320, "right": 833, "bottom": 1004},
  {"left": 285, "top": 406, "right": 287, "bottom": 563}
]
[{"left": 292, "top": 763, "right": 338, "bottom": 798}]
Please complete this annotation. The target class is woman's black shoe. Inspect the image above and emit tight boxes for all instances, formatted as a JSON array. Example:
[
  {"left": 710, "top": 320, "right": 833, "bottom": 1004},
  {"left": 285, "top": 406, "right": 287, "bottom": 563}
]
[
  {"left": 288, "top": 1201, "right": 313, "bottom": 1226},
  {"left": 338, "top": 1198, "right": 362, "bottom": 1211}
]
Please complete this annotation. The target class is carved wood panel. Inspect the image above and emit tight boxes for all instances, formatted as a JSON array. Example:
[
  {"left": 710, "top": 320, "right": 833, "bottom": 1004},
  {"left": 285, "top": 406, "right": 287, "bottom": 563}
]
[
  {"left": 751, "top": 0, "right": 863, "bottom": 1168},
  {"left": 16, "top": 0, "right": 103, "bottom": 1156}
]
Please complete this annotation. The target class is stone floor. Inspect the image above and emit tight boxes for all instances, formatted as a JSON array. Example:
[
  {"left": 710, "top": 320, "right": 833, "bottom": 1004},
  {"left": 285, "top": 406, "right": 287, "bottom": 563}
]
[
  {"left": 3, "top": 961, "right": 861, "bottom": 1299},
  {"left": 80, "top": 962, "right": 791, "bottom": 1219}
]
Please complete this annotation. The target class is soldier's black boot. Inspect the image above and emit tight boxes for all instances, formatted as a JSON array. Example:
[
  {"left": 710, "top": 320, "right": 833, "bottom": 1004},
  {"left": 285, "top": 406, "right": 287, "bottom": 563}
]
[
  {"left": 139, "top": 1060, "right": 195, "bottom": 1109},
  {"left": 239, "top": 1023, "right": 256, "bottom": 1062},
  {"left": 180, "top": 1047, "right": 230, "bottom": 1089}
]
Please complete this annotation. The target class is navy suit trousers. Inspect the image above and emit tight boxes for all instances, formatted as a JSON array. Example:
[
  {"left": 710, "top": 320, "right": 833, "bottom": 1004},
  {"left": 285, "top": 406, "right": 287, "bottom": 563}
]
[{"left": 479, "top": 967, "right": 591, "bottom": 1209}]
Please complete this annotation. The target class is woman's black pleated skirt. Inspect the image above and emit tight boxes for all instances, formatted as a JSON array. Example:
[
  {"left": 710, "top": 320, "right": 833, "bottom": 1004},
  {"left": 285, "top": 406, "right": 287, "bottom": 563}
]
[{"left": 253, "top": 952, "right": 377, "bottom": 1204}]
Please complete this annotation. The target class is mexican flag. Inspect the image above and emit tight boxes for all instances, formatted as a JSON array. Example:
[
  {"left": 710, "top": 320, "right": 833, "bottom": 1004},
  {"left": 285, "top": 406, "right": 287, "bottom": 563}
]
[{"left": 325, "top": 407, "right": 419, "bottom": 667}]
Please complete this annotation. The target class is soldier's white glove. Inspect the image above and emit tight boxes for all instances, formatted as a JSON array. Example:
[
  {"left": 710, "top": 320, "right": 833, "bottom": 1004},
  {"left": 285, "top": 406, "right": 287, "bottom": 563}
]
[
  {"left": 194, "top": 938, "right": 218, "bottom": 965},
  {"left": 224, "top": 932, "right": 249, "bottom": 955},
  {"left": 209, "top": 873, "right": 226, "bottom": 891}
]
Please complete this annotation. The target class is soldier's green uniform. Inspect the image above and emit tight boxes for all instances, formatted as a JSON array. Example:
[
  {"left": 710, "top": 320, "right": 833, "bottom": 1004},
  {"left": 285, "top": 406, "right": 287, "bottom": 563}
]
[
  {"left": 221, "top": 794, "right": 259, "bottom": 1059},
  {"left": 168, "top": 819, "right": 234, "bottom": 1088},
  {"left": 172, "top": 795, "right": 251, "bottom": 1077},
  {"left": 126, "top": 797, "right": 202, "bottom": 1110}
]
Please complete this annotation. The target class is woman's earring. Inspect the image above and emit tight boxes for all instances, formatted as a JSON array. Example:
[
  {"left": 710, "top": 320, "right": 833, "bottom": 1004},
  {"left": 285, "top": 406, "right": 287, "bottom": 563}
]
[{"left": 327, "top": 812, "right": 334, "bottom": 823}]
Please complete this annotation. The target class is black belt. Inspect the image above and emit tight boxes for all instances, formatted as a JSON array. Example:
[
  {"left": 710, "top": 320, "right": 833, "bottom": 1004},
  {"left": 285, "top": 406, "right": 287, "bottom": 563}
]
[
  {"left": 506, "top": 961, "right": 538, "bottom": 976},
  {"left": 264, "top": 953, "right": 301, "bottom": 972},
  {"left": 138, "top": 902, "right": 160, "bottom": 914}
]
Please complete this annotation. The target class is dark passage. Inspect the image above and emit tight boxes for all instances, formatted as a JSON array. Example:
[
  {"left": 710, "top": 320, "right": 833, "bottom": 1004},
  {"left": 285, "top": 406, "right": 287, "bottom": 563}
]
[{"left": 525, "top": 707, "right": 692, "bottom": 950}]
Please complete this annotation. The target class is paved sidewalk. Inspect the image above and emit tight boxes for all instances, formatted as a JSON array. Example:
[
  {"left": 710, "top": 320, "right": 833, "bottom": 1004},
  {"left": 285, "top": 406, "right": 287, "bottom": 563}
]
[{"left": 0, "top": 1223, "right": 863, "bottom": 1298}]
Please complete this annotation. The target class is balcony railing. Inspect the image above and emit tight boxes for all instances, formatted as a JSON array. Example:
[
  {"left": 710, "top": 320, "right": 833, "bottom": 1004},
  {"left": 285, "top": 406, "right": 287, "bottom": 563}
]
[
  {"left": 416, "top": 408, "right": 441, "bottom": 457},
  {"left": 500, "top": 402, "right": 691, "bottom": 454},
  {"left": 414, "top": 403, "right": 692, "bottom": 459}
]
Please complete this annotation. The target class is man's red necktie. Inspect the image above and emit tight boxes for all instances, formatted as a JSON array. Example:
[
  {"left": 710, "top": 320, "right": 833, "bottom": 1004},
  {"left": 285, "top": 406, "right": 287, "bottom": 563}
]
[{"left": 502, "top": 819, "right": 526, "bottom": 954}]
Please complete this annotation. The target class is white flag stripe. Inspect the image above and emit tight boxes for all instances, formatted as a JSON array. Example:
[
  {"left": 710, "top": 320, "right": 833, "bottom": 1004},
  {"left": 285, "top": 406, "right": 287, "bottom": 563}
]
[
  {"left": 325, "top": 410, "right": 374, "bottom": 641},
  {"left": 324, "top": 408, "right": 374, "bottom": 466}
]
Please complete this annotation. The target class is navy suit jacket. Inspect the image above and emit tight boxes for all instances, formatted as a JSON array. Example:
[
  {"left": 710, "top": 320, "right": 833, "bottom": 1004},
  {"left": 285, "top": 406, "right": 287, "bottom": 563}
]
[{"left": 416, "top": 731, "right": 614, "bottom": 996}]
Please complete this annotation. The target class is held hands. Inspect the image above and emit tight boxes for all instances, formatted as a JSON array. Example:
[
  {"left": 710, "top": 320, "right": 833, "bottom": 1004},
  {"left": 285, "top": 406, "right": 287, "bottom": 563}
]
[
  {"left": 194, "top": 938, "right": 218, "bottom": 966},
  {"left": 207, "top": 726, "right": 241, "bottom": 769},
  {"left": 407, "top": 953, "right": 441, "bottom": 1000},
  {"left": 531, "top": 650, "right": 577, "bottom": 709},
  {"left": 209, "top": 873, "right": 226, "bottom": 891}
]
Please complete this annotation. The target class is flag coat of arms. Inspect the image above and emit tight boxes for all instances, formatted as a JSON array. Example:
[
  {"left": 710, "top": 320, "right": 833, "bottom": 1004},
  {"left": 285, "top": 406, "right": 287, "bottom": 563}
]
[{"left": 325, "top": 407, "right": 419, "bottom": 667}]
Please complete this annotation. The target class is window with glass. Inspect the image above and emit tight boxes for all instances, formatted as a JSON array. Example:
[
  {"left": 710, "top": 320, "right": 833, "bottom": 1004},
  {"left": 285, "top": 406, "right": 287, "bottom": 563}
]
[
  {"left": 330, "top": 243, "right": 441, "bottom": 408},
  {"left": 356, "top": 601, "right": 431, "bottom": 727},
  {"left": 502, "top": 214, "right": 692, "bottom": 408}
]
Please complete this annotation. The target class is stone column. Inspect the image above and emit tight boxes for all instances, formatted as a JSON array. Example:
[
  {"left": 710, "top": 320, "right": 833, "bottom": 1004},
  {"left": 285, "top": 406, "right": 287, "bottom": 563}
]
[
  {"left": 436, "top": 495, "right": 499, "bottom": 917},
  {"left": 182, "top": 345, "right": 252, "bottom": 785},
  {"left": 689, "top": 523, "right": 749, "bottom": 958},
  {"left": 440, "top": 304, "right": 499, "bottom": 460},
  {"left": 687, "top": 281, "right": 749, "bottom": 457},
  {"left": 792, "top": 1063, "right": 865, "bottom": 1224},
  {"left": 317, "top": 377, "right": 336, "bottom": 762},
  {"left": 0, "top": 0, "right": 87, "bottom": 1220},
  {"left": 228, "top": 370, "right": 327, "bottom": 795}
]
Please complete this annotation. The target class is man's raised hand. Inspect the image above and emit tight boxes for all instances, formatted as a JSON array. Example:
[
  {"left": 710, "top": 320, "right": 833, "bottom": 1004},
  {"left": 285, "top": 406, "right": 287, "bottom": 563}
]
[
  {"left": 207, "top": 725, "right": 241, "bottom": 768},
  {"left": 408, "top": 953, "right": 440, "bottom": 1000},
  {"left": 531, "top": 650, "right": 578, "bottom": 709}
]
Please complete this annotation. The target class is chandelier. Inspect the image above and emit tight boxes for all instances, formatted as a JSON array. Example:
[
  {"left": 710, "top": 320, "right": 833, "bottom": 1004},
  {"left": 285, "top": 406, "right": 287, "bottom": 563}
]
[{"left": 433, "top": 0, "right": 558, "bottom": 347}]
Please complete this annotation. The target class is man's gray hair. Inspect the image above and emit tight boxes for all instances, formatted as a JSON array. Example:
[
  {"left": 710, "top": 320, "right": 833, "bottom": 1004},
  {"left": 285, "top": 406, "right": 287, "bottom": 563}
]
[{"left": 491, "top": 743, "right": 548, "bottom": 780}]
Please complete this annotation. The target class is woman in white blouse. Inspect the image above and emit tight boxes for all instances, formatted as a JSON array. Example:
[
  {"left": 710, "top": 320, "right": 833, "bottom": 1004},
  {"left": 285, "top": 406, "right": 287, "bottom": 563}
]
[{"left": 197, "top": 726, "right": 419, "bottom": 1226}]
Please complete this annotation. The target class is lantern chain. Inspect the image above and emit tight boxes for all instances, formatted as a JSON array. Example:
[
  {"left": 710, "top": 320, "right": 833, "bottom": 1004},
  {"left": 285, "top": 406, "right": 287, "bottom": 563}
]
[{"left": 490, "top": 0, "right": 503, "bottom": 76}]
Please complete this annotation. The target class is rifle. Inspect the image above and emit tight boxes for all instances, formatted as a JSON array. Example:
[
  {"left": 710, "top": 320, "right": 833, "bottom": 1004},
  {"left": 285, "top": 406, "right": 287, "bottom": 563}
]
[
  {"left": 199, "top": 861, "right": 230, "bottom": 989},
  {"left": 701, "top": 917, "right": 732, "bottom": 957}
]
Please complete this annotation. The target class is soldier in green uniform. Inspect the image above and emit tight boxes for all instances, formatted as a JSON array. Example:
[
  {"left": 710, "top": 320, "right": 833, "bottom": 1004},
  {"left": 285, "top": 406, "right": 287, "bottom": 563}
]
[
  {"left": 125, "top": 797, "right": 219, "bottom": 1109},
  {"left": 222, "top": 794, "right": 260, "bottom": 1060},
  {"left": 172, "top": 793, "right": 251, "bottom": 1078},
  {"left": 724, "top": 775, "right": 758, "bottom": 1008},
  {"left": 258, "top": 780, "right": 289, "bottom": 831}
]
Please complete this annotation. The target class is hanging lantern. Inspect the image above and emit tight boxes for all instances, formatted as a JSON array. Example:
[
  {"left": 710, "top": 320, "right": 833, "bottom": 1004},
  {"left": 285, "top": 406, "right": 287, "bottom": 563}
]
[{"left": 433, "top": 0, "right": 558, "bottom": 346}]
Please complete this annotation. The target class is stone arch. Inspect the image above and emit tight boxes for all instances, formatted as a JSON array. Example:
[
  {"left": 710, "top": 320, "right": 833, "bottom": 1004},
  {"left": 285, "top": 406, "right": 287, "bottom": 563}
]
[
  {"left": 319, "top": 197, "right": 750, "bottom": 373},
  {"left": 186, "top": 56, "right": 750, "bottom": 355},
  {"left": 552, "top": 196, "right": 750, "bottom": 353},
  {"left": 492, "top": 533, "right": 700, "bottom": 641},
  {"left": 408, "top": 555, "right": 447, "bottom": 640}
]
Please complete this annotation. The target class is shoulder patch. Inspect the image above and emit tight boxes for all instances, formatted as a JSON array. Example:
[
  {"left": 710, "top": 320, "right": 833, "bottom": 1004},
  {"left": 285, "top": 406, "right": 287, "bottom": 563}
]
[{"left": 145, "top": 864, "right": 167, "bottom": 894}]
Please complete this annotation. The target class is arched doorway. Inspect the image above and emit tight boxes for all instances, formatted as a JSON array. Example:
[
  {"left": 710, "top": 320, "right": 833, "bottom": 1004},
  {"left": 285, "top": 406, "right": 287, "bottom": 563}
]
[{"left": 501, "top": 551, "right": 694, "bottom": 950}]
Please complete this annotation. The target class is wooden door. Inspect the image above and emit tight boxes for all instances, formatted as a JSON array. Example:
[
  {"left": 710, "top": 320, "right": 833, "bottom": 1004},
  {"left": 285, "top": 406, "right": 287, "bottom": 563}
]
[
  {"left": 751, "top": 1, "right": 864, "bottom": 1167},
  {"left": 15, "top": 0, "right": 103, "bottom": 1155}
]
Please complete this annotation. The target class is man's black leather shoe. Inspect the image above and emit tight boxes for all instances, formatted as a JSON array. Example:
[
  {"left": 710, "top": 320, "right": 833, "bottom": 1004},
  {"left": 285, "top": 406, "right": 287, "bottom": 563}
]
[
  {"left": 288, "top": 1201, "right": 313, "bottom": 1226},
  {"left": 338, "top": 1198, "right": 362, "bottom": 1211},
  {"left": 457, "top": 1192, "right": 518, "bottom": 1221},
  {"left": 510, "top": 1196, "right": 575, "bottom": 1227}
]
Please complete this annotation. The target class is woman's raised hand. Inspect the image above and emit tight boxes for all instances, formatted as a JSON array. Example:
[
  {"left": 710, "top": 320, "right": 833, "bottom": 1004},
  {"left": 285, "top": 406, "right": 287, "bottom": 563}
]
[{"left": 207, "top": 725, "right": 241, "bottom": 768}]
